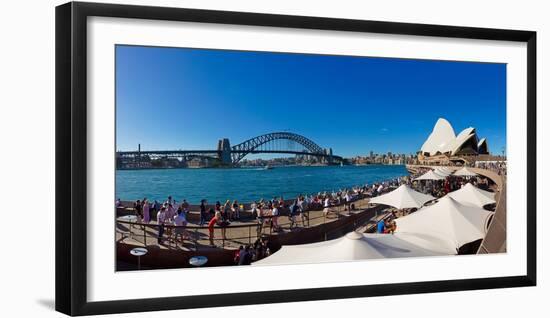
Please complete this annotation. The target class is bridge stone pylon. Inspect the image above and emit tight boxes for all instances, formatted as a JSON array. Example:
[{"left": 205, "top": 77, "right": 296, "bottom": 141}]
[{"left": 217, "top": 138, "right": 232, "bottom": 165}]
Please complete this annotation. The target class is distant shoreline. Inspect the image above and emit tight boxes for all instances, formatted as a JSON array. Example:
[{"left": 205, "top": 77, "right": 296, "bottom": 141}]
[{"left": 116, "top": 163, "right": 406, "bottom": 172}]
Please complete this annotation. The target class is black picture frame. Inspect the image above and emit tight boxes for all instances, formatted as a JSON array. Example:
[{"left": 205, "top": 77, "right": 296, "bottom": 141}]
[{"left": 55, "top": 1, "right": 537, "bottom": 316}]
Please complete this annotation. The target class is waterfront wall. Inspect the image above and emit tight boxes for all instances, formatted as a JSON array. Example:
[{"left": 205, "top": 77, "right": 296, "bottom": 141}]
[
  {"left": 117, "top": 242, "right": 235, "bottom": 270},
  {"left": 116, "top": 204, "right": 386, "bottom": 270}
]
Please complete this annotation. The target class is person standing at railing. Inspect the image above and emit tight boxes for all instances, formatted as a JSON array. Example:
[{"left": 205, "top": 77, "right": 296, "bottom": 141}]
[
  {"left": 199, "top": 199, "right": 208, "bottom": 226},
  {"left": 271, "top": 203, "right": 281, "bottom": 232},
  {"left": 278, "top": 197, "right": 285, "bottom": 209},
  {"left": 165, "top": 203, "right": 176, "bottom": 220},
  {"left": 323, "top": 196, "right": 331, "bottom": 216},
  {"left": 298, "top": 196, "right": 308, "bottom": 227},
  {"left": 223, "top": 200, "right": 231, "bottom": 221},
  {"left": 173, "top": 208, "right": 188, "bottom": 246},
  {"left": 254, "top": 202, "right": 264, "bottom": 236},
  {"left": 157, "top": 206, "right": 167, "bottom": 244},
  {"left": 208, "top": 211, "right": 224, "bottom": 246},
  {"left": 181, "top": 199, "right": 190, "bottom": 215},
  {"left": 151, "top": 200, "right": 159, "bottom": 220},
  {"left": 251, "top": 201, "right": 258, "bottom": 218},
  {"left": 289, "top": 200, "right": 300, "bottom": 229},
  {"left": 142, "top": 199, "right": 150, "bottom": 224},
  {"left": 231, "top": 200, "right": 240, "bottom": 220},
  {"left": 344, "top": 191, "right": 352, "bottom": 213},
  {"left": 166, "top": 195, "right": 176, "bottom": 206},
  {"left": 164, "top": 203, "right": 176, "bottom": 238},
  {"left": 134, "top": 200, "right": 143, "bottom": 219}
]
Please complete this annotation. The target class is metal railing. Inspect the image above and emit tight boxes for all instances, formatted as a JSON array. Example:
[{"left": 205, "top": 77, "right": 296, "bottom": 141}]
[{"left": 116, "top": 197, "right": 373, "bottom": 250}]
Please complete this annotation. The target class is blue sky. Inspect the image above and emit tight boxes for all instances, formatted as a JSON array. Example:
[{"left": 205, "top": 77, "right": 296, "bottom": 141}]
[{"left": 116, "top": 45, "right": 506, "bottom": 157}]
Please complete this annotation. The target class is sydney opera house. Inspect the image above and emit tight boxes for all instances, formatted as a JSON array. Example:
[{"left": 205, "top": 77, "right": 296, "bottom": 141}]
[{"left": 418, "top": 118, "right": 490, "bottom": 164}]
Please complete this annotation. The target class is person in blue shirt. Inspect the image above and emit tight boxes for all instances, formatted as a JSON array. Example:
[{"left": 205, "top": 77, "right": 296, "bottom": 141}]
[
  {"left": 289, "top": 200, "right": 300, "bottom": 229},
  {"left": 377, "top": 219, "right": 385, "bottom": 234}
]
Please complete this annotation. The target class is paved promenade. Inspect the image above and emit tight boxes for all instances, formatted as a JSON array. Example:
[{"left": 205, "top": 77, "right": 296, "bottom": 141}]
[{"left": 116, "top": 197, "right": 374, "bottom": 251}]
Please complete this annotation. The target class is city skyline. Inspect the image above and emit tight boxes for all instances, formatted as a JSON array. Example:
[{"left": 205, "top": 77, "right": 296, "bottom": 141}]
[{"left": 116, "top": 45, "right": 506, "bottom": 157}]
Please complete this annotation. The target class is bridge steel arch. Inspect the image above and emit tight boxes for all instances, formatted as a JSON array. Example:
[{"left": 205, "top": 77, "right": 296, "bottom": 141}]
[{"left": 230, "top": 132, "right": 326, "bottom": 164}]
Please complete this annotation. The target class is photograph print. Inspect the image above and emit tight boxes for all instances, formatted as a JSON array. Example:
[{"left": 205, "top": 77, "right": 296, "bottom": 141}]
[{"left": 115, "top": 45, "right": 506, "bottom": 271}]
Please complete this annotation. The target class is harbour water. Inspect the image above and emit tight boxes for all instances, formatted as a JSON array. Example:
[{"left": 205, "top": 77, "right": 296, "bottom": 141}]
[{"left": 116, "top": 164, "right": 408, "bottom": 204}]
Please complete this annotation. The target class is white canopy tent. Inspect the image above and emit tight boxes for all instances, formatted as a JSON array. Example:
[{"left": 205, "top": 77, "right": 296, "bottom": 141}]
[
  {"left": 453, "top": 167, "right": 478, "bottom": 177},
  {"left": 445, "top": 183, "right": 496, "bottom": 208},
  {"left": 395, "top": 196, "right": 494, "bottom": 252},
  {"left": 369, "top": 184, "right": 435, "bottom": 209},
  {"left": 439, "top": 167, "right": 454, "bottom": 173},
  {"left": 434, "top": 167, "right": 451, "bottom": 176},
  {"left": 253, "top": 231, "right": 451, "bottom": 266},
  {"left": 414, "top": 170, "right": 447, "bottom": 181}
]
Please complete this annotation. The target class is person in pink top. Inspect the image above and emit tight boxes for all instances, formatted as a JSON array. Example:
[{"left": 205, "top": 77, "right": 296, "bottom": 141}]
[{"left": 142, "top": 199, "right": 151, "bottom": 223}]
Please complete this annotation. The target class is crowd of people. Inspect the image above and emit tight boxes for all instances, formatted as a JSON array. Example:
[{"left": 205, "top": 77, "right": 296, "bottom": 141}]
[
  {"left": 114, "top": 162, "right": 506, "bottom": 267},
  {"left": 370, "top": 164, "right": 500, "bottom": 234},
  {"left": 475, "top": 161, "right": 507, "bottom": 176},
  {"left": 117, "top": 164, "right": 501, "bottom": 248},
  {"left": 116, "top": 174, "right": 418, "bottom": 243},
  {"left": 406, "top": 165, "right": 497, "bottom": 198},
  {"left": 233, "top": 236, "right": 274, "bottom": 265}
]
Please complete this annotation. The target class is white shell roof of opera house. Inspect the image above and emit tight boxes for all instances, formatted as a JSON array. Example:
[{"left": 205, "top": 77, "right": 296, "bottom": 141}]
[{"left": 420, "top": 118, "right": 486, "bottom": 156}]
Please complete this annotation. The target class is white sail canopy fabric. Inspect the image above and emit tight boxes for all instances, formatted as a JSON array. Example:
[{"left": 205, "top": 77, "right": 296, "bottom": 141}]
[
  {"left": 445, "top": 183, "right": 496, "bottom": 208},
  {"left": 253, "top": 231, "right": 450, "bottom": 266},
  {"left": 453, "top": 167, "right": 478, "bottom": 177},
  {"left": 414, "top": 170, "right": 447, "bottom": 181},
  {"left": 369, "top": 184, "right": 435, "bottom": 209},
  {"left": 395, "top": 196, "right": 493, "bottom": 252},
  {"left": 434, "top": 167, "right": 452, "bottom": 176},
  {"left": 439, "top": 167, "right": 454, "bottom": 173}
]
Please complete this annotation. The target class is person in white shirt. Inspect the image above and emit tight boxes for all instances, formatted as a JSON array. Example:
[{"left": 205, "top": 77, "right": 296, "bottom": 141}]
[
  {"left": 156, "top": 207, "right": 167, "bottom": 244},
  {"left": 173, "top": 208, "right": 188, "bottom": 245},
  {"left": 271, "top": 204, "right": 281, "bottom": 232},
  {"left": 344, "top": 192, "right": 352, "bottom": 212},
  {"left": 323, "top": 197, "right": 331, "bottom": 216}
]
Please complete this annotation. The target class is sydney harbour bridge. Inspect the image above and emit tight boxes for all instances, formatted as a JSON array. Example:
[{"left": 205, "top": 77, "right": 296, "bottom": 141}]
[{"left": 117, "top": 132, "right": 344, "bottom": 167}]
